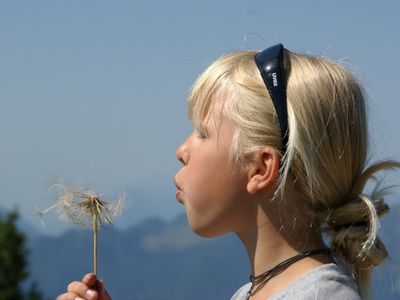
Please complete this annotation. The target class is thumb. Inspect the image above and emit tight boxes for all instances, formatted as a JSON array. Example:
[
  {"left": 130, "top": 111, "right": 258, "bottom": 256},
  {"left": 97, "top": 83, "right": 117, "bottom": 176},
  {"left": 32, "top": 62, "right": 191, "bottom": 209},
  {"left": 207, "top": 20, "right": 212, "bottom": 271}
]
[{"left": 97, "top": 279, "right": 112, "bottom": 300}]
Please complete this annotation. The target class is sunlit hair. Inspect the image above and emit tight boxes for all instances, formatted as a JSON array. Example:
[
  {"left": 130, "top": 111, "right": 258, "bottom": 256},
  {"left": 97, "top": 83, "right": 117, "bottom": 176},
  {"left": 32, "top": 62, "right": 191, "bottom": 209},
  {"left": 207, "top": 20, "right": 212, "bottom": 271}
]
[{"left": 188, "top": 49, "right": 400, "bottom": 298}]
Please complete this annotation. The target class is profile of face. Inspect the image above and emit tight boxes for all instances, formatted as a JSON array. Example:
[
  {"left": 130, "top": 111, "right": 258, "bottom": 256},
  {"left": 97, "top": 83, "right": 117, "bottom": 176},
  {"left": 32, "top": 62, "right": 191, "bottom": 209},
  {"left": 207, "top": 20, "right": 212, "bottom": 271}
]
[{"left": 174, "top": 97, "right": 249, "bottom": 238}]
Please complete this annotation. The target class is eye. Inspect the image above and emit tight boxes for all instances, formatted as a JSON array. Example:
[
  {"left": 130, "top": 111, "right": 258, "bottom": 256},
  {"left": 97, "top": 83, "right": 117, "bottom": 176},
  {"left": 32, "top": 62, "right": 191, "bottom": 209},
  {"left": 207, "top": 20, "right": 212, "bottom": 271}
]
[{"left": 197, "top": 130, "right": 207, "bottom": 140}]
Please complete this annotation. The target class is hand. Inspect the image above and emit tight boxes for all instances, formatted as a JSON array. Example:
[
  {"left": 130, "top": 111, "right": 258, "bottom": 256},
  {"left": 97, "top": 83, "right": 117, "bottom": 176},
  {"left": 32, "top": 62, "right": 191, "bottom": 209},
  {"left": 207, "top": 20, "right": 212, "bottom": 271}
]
[{"left": 56, "top": 273, "right": 112, "bottom": 300}]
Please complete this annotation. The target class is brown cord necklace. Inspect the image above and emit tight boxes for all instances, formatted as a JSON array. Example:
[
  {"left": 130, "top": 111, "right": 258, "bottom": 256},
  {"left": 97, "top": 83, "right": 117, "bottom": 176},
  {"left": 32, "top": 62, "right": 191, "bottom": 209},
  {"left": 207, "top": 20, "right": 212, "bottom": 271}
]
[{"left": 247, "top": 248, "right": 331, "bottom": 299}]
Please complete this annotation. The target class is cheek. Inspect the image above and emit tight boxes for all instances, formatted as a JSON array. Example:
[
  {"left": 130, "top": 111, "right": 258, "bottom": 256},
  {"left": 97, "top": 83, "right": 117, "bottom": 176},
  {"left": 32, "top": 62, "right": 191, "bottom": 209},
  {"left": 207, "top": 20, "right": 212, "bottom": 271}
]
[
  {"left": 183, "top": 155, "right": 213, "bottom": 190},
  {"left": 185, "top": 169, "right": 248, "bottom": 237},
  {"left": 185, "top": 155, "right": 228, "bottom": 197},
  {"left": 185, "top": 170, "right": 218, "bottom": 210},
  {"left": 180, "top": 162, "right": 222, "bottom": 215}
]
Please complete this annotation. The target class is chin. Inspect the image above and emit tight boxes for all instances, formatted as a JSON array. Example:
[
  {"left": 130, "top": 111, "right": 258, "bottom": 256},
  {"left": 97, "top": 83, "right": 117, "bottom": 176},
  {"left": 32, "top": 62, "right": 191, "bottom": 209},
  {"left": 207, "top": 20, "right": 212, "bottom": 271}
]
[{"left": 189, "top": 221, "right": 228, "bottom": 239}]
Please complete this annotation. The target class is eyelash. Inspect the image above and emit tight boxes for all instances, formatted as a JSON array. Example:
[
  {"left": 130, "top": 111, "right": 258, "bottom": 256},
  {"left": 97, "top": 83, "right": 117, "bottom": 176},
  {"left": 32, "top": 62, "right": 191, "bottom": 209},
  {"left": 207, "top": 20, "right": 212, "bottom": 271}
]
[{"left": 197, "top": 130, "right": 207, "bottom": 140}]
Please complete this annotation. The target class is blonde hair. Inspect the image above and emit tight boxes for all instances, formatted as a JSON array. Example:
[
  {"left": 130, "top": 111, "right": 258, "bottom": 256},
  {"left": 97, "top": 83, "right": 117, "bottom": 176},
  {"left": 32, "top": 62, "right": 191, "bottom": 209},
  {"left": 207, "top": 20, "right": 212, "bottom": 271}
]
[{"left": 188, "top": 49, "right": 400, "bottom": 298}]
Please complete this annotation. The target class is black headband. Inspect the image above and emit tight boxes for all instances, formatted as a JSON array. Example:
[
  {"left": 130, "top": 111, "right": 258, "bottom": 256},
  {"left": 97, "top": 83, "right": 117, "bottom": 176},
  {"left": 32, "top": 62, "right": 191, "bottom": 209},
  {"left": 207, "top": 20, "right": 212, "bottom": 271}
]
[{"left": 254, "top": 43, "right": 288, "bottom": 156}]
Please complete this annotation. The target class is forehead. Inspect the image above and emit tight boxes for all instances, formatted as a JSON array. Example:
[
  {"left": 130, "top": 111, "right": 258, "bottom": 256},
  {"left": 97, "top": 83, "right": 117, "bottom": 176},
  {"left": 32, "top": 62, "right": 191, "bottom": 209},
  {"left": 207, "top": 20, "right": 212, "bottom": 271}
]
[
  {"left": 192, "top": 89, "right": 228, "bottom": 130},
  {"left": 190, "top": 73, "right": 230, "bottom": 116}
]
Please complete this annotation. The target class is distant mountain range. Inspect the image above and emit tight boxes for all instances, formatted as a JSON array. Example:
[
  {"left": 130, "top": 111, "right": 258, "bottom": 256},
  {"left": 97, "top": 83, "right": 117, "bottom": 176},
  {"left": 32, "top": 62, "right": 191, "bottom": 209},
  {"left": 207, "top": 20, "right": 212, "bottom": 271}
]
[
  {"left": 28, "top": 214, "right": 249, "bottom": 300},
  {"left": 25, "top": 209, "right": 400, "bottom": 299}
]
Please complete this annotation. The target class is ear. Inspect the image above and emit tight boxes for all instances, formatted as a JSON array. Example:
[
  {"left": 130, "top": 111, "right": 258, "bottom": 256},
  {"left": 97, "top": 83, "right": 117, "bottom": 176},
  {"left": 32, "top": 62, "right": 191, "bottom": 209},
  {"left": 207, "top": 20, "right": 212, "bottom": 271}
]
[{"left": 246, "top": 147, "right": 280, "bottom": 194}]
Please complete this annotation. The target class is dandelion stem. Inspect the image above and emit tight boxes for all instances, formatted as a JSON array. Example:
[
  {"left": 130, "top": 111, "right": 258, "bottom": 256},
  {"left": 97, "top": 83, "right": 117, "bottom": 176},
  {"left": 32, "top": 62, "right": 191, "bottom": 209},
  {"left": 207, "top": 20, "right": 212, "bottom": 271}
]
[{"left": 93, "top": 210, "right": 98, "bottom": 276}]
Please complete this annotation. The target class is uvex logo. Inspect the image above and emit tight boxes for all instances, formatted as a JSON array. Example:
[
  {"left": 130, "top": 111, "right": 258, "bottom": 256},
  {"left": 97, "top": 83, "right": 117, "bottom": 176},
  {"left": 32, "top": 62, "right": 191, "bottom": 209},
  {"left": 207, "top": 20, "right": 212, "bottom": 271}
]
[{"left": 272, "top": 73, "right": 278, "bottom": 87}]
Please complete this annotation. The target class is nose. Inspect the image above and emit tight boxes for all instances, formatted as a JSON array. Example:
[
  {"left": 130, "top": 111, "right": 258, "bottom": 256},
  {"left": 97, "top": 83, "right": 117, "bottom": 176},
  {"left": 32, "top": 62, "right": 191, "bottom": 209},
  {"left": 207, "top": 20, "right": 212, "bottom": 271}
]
[{"left": 176, "top": 137, "right": 190, "bottom": 165}]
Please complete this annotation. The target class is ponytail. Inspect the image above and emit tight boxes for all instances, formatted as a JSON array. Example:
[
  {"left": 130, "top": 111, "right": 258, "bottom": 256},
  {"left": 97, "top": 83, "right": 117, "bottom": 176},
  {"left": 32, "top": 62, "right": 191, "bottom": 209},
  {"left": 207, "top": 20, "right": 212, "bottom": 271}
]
[{"left": 325, "top": 161, "right": 400, "bottom": 297}]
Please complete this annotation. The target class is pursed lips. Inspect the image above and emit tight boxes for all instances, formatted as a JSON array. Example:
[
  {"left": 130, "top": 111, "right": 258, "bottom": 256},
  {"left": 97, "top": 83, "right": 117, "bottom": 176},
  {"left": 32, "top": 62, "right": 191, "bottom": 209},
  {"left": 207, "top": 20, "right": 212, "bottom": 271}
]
[{"left": 173, "top": 178, "right": 184, "bottom": 204}]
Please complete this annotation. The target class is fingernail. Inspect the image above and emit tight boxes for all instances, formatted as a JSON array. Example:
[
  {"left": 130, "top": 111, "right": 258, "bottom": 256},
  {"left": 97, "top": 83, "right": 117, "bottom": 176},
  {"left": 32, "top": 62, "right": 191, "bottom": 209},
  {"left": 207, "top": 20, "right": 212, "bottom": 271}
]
[
  {"left": 85, "top": 290, "right": 96, "bottom": 300},
  {"left": 75, "top": 298, "right": 85, "bottom": 300}
]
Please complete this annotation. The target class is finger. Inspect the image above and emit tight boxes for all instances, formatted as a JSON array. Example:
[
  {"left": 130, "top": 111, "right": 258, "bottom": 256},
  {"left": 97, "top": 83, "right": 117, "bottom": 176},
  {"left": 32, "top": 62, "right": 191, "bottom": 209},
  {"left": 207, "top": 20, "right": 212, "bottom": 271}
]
[
  {"left": 82, "top": 273, "right": 97, "bottom": 287},
  {"left": 56, "top": 292, "right": 85, "bottom": 300},
  {"left": 97, "top": 280, "right": 105, "bottom": 294},
  {"left": 97, "top": 280, "right": 112, "bottom": 300},
  {"left": 67, "top": 281, "right": 98, "bottom": 300}
]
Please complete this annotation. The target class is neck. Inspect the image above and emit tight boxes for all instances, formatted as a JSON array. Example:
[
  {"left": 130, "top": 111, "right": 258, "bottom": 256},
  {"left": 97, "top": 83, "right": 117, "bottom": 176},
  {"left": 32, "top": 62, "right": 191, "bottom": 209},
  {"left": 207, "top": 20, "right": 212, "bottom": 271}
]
[{"left": 236, "top": 195, "right": 328, "bottom": 277}]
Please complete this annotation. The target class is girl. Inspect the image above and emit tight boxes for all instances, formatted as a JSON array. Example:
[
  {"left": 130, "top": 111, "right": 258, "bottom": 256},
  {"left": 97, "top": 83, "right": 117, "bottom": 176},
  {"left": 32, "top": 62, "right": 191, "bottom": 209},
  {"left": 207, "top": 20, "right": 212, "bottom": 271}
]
[{"left": 57, "top": 44, "right": 399, "bottom": 300}]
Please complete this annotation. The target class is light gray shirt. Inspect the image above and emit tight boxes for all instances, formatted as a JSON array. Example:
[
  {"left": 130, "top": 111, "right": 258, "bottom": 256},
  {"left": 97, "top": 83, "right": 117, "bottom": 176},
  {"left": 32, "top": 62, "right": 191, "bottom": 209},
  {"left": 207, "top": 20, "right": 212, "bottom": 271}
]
[{"left": 230, "top": 263, "right": 361, "bottom": 300}]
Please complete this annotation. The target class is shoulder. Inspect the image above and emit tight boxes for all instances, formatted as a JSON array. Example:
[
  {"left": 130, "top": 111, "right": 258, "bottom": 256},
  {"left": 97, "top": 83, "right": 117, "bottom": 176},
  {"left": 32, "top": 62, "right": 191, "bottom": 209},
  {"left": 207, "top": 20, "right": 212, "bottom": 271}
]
[
  {"left": 230, "top": 264, "right": 361, "bottom": 300},
  {"left": 230, "top": 282, "right": 252, "bottom": 300},
  {"left": 270, "top": 263, "right": 361, "bottom": 300}
]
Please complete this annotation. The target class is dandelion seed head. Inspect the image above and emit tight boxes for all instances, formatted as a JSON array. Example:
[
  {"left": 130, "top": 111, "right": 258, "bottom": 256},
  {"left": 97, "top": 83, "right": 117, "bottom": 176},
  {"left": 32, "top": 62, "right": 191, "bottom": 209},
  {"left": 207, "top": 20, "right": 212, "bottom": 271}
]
[{"left": 38, "top": 182, "right": 125, "bottom": 230}]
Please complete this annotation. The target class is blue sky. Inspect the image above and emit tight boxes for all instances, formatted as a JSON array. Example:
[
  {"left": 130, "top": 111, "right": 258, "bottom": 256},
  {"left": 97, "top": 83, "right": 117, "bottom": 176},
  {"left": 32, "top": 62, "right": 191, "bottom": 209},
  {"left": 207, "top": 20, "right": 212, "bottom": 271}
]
[{"left": 1, "top": 0, "right": 399, "bottom": 234}]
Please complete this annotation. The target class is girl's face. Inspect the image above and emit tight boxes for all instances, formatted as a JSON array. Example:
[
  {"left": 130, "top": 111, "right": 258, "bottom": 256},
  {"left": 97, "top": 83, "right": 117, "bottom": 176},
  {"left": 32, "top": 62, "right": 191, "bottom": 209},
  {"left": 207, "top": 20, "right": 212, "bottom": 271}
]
[{"left": 174, "top": 98, "right": 250, "bottom": 237}]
